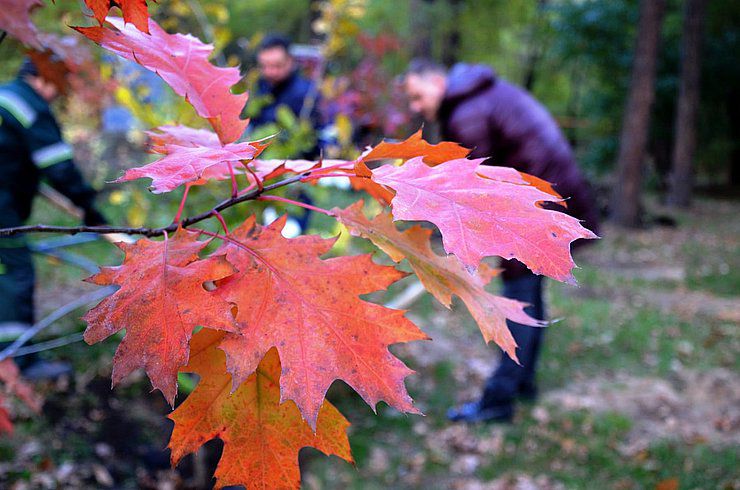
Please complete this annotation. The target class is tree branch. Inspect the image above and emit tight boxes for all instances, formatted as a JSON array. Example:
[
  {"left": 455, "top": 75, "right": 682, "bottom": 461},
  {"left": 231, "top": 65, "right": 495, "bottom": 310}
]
[{"left": 0, "top": 172, "right": 311, "bottom": 238}]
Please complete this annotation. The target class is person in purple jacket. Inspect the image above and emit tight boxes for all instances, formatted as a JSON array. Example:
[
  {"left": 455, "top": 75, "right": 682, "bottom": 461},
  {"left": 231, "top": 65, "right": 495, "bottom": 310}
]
[{"left": 403, "top": 59, "right": 599, "bottom": 423}]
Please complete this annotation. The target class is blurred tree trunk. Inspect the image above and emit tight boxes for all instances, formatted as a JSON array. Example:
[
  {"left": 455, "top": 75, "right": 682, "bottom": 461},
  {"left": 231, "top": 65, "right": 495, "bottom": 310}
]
[
  {"left": 611, "top": 0, "right": 667, "bottom": 227},
  {"left": 667, "top": 0, "right": 706, "bottom": 207},
  {"left": 410, "top": 0, "right": 433, "bottom": 58},
  {"left": 441, "top": 0, "right": 462, "bottom": 67},
  {"left": 523, "top": 0, "right": 549, "bottom": 91}
]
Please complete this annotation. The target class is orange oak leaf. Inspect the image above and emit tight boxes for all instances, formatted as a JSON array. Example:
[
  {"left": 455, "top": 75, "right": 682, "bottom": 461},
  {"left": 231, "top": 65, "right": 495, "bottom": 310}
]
[
  {"left": 116, "top": 141, "right": 262, "bottom": 193},
  {"left": 0, "top": 359, "right": 42, "bottom": 435},
  {"left": 75, "top": 17, "right": 248, "bottom": 144},
  {"left": 169, "top": 329, "right": 353, "bottom": 490},
  {"left": 84, "top": 0, "right": 151, "bottom": 33},
  {"left": 361, "top": 128, "right": 471, "bottom": 166},
  {"left": 214, "top": 215, "right": 428, "bottom": 428},
  {"left": 372, "top": 157, "right": 598, "bottom": 284},
  {"left": 334, "top": 202, "right": 544, "bottom": 361},
  {"left": 82, "top": 229, "right": 237, "bottom": 405},
  {"left": 0, "top": 0, "right": 43, "bottom": 50}
]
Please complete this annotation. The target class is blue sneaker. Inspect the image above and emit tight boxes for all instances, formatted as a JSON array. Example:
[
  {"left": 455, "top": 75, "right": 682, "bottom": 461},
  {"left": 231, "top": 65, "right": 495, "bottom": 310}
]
[{"left": 446, "top": 401, "right": 514, "bottom": 423}]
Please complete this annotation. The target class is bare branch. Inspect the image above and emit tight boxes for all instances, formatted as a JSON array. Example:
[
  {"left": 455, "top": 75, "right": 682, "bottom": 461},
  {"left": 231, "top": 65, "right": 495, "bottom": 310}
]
[{"left": 0, "top": 172, "right": 310, "bottom": 238}]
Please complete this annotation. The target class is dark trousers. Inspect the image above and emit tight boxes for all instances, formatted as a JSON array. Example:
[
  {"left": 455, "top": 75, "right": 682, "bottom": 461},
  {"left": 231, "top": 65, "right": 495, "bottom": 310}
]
[
  {"left": 481, "top": 272, "right": 545, "bottom": 408},
  {"left": 0, "top": 239, "right": 35, "bottom": 325}
]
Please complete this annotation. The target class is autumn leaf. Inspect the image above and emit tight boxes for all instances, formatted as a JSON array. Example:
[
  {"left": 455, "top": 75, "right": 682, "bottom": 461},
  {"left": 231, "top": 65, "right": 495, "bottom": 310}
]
[
  {"left": 372, "top": 157, "right": 598, "bottom": 284},
  {"left": 169, "top": 329, "right": 353, "bottom": 490},
  {"left": 0, "top": 359, "right": 42, "bottom": 435},
  {"left": 214, "top": 215, "right": 428, "bottom": 428},
  {"left": 84, "top": 0, "right": 151, "bottom": 34},
  {"left": 350, "top": 129, "right": 470, "bottom": 205},
  {"left": 334, "top": 202, "right": 544, "bottom": 361},
  {"left": 477, "top": 165, "right": 565, "bottom": 207},
  {"left": 0, "top": 403, "right": 12, "bottom": 435},
  {"left": 83, "top": 229, "right": 237, "bottom": 405},
  {"left": 0, "top": 0, "right": 43, "bottom": 50},
  {"left": 75, "top": 17, "right": 249, "bottom": 144},
  {"left": 116, "top": 141, "right": 262, "bottom": 193},
  {"left": 360, "top": 128, "right": 471, "bottom": 166},
  {"left": 146, "top": 125, "right": 223, "bottom": 151}
]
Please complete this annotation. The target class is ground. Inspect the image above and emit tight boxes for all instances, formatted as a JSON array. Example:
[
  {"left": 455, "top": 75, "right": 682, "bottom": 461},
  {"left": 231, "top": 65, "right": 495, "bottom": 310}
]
[{"left": 1, "top": 195, "right": 738, "bottom": 489}]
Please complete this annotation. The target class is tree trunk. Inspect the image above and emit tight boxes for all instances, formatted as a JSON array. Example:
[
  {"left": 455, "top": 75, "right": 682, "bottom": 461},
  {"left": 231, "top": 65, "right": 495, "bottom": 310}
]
[
  {"left": 611, "top": 0, "right": 667, "bottom": 227},
  {"left": 441, "top": 0, "right": 462, "bottom": 67},
  {"left": 410, "top": 0, "right": 433, "bottom": 58},
  {"left": 667, "top": 0, "right": 706, "bottom": 207}
]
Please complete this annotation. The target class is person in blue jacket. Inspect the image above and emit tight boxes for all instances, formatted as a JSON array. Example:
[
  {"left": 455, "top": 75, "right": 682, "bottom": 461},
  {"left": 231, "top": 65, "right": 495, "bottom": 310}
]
[{"left": 0, "top": 59, "right": 105, "bottom": 377}]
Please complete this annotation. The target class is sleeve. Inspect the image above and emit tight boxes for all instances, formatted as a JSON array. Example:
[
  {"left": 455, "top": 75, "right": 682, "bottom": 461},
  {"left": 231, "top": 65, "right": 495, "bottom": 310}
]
[{"left": 23, "top": 109, "right": 97, "bottom": 211}]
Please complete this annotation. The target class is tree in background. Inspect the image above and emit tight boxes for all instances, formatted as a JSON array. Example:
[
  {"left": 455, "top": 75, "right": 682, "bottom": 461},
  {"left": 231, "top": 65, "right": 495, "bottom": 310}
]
[
  {"left": 611, "top": 0, "right": 667, "bottom": 227},
  {"left": 668, "top": 0, "right": 707, "bottom": 207}
]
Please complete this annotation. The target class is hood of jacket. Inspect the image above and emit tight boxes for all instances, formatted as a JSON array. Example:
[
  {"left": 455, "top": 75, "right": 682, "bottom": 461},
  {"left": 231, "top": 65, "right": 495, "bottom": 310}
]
[{"left": 443, "top": 63, "right": 497, "bottom": 104}]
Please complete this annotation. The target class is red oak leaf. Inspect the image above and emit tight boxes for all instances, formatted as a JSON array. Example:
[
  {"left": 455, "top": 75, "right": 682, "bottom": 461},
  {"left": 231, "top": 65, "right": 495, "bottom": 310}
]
[
  {"left": 0, "top": 403, "right": 12, "bottom": 435},
  {"left": 84, "top": 0, "right": 151, "bottom": 33},
  {"left": 334, "top": 202, "right": 544, "bottom": 361},
  {"left": 116, "top": 141, "right": 261, "bottom": 193},
  {"left": 75, "top": 17, "right": 248, "bottom": 144},
  {"left": 214, "top": 216, "right": 428, "bottom": 428},
  {"left": 350, "top": 129, "right": 470, "bottom": 205},
  {"left": 169, "top": 329, "right": 353, "bottom": 490},
  {"left": 0, "top": 359, "right": 42, "bottom": 435},
  {"left": 372, "top": 157, "right": 598, "bottom": 284},
  {"left": 83, "top": 229, "right": 237, "bottom": 405},
  {"left": 146, "top": 125, "right": 222, "bottom": 151},
  {"left": 477, "top": 165, "right": 566, "bottom": 207},
  {"left": 0, "top": 0, "right": 43, "bottom": 50}
]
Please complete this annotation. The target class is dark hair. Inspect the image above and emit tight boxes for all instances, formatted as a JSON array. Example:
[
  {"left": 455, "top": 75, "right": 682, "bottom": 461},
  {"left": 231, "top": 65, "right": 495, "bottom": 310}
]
[
  {"left": 257, "top": 34, "right": 292, "bottom": 54},
  {"left": 17, "top": 58, "right": 39, "bottom": 78},
  {"left": 407, "top": 58, "right": 446, "bottom": 77}
]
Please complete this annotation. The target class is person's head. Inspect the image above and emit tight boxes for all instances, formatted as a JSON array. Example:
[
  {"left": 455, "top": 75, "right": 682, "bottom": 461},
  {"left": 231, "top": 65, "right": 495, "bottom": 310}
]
[
  {"left": 18, "top": 58, "right": 61, "bottom": 102},
  {"left": 404, "top": 59, "right": 447, "bottom": 121},
  {"left": 257, "top": 34, "right": 294, "bottom": 85}
]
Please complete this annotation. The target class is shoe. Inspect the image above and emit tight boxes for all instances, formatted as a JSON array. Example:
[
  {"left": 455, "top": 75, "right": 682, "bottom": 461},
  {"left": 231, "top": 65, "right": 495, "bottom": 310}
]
[
  {"left": 517, "top": 381, "right": 538, "bottom": 402},
  {"left": 21, "top": 360, "right": 72, "bottom": 380},
  {"left": 446, "top": 401, "right": 514, "bottom": 424}
]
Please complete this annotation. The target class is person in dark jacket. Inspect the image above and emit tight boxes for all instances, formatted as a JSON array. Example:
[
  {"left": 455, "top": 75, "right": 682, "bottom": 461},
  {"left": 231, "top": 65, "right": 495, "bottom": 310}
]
[
  {"left": 404, "top": 59, "right": 599, "bottom": 423},
  {"left": 0, "top": 59, "right": 105, "bottom": 377},
  {"left": 251, "top": 34, "right": 325, "bottom": 153}
]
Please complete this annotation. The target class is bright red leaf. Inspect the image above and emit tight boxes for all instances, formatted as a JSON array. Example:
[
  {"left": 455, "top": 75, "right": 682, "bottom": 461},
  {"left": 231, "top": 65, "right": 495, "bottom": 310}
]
[
  {"left": 0, "top": 0, "right": 43, "bottom": 49},
  {"left": 169, "top": 329, "right": 353, "bottom": 490},
  {"left": 0, "top": 359, "right": 42, "bottom": 435},
  {"left": 84, "top": 0, "right": 151, "bottom": 33},
  {"left": 83, "top": 229, "right": 237, "bottom": 405},
  {"left": 214, "top": 215, "right": 428, "bottom": 428},
  {"left": 372, "top": 157, "right": 598, "bottom": 284},
  {"left": 75, "top": 17, "right": 249, "bottom": 144}
]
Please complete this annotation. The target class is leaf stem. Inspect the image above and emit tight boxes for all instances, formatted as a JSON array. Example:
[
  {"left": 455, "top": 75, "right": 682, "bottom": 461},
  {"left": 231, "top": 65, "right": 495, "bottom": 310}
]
[
  {"left": 211, "top": 210, "right": 230, "bottom": 234},
  {"left": 173, "top": 184, "right": 192, "bottom": 224}
]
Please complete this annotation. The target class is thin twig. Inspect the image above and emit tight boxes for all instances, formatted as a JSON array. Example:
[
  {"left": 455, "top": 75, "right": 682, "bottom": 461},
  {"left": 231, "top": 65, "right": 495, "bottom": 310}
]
[
  {"left": 0, "top": 172, "right": 311, "bottom": 238},
  {"left": 0, "top": 286, "right": 117, "bottom": 362},
  {"left": 11, "top": 333, "right": 85, "bottom": 358}
]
